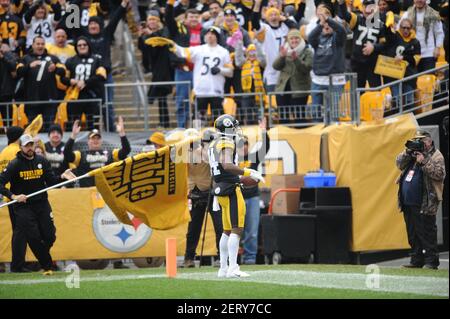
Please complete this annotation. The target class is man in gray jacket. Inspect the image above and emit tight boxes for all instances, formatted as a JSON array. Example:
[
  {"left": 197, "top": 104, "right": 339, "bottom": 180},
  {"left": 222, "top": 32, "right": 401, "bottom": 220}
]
[{"left": 396, "top": 130, "right": 446, "bottom": 269}]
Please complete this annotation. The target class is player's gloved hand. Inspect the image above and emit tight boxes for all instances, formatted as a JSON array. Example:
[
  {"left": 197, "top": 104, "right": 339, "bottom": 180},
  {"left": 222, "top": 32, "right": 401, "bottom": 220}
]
[
  {"left": 244, "top": 168, "right": 265, "bottom": 183},
  {"left": 211, "top": 66, "right": 221, "bottom": 75}
]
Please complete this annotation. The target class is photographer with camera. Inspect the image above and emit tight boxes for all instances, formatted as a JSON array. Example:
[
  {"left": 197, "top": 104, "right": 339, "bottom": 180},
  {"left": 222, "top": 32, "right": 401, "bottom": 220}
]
[{"left": 396, "top": 130, "right": 446, "bottom": 269}]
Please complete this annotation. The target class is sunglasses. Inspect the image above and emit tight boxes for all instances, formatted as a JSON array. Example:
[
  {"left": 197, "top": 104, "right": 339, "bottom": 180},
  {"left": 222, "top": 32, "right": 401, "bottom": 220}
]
[{"left": 401, "top": 26, "right": 411, "bottom": 30}]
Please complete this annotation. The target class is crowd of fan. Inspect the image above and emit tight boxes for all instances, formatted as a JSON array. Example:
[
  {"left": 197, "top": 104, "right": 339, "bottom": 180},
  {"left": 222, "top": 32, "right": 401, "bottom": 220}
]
[{"left": 0, "top": 0, "right": 448, "bottom": 131}]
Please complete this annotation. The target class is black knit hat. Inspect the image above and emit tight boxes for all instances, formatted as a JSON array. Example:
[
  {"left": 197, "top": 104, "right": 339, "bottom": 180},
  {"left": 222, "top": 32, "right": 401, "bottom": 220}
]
[
  {"left": 88, "top": 16, "right": 105, "bottom": 30},
  {"left": 48, "top": 124, "right": 63, "bottom": 136},
  {"left": 206, "top": 26, "right": 221, "bottom": 40},
  {"left": 362, "top": 0, "right": 376, "bottom": 6},
  {"left": 6, "top": 126, "right": 24, "bottom": 145}
]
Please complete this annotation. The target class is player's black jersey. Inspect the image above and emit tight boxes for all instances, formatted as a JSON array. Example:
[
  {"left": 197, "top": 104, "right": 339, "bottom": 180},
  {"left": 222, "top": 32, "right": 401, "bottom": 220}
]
[{"left": 208, "top": 136, "right": 240, "bottom": 185}]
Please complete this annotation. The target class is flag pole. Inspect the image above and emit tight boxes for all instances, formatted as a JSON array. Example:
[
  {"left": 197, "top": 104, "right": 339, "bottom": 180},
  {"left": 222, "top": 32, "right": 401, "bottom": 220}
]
[
  {"left": 0, "top": 173, "right": 90, "bottom": 209},
  {"left": 199, "top": 177, "right": 213, "bottom": 268}
]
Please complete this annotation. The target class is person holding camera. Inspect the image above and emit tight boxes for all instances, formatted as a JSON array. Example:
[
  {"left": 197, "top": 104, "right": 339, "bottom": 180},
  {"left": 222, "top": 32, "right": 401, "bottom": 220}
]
[{"left": 396, "top": 130, "right": 446, "bottom": 269}]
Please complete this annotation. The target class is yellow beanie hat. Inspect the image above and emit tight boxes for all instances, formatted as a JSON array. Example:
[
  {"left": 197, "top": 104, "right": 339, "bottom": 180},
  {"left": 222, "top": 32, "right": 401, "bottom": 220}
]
[
  {"left": 149, "top": 132, "right": 166, "bottom": 146},
  {"left": 265, "top": 7, "right": 281, "bottom": 18}
]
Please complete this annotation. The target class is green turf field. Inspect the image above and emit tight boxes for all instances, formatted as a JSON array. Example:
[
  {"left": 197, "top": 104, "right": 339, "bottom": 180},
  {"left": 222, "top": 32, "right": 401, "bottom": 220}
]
[{"left": 0, "top": 264, "right": 448, "bottom": 299}]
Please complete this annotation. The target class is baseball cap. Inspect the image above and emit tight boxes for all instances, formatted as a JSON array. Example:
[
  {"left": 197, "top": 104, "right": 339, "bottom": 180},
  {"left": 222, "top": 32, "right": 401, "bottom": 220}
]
[
  {"left": 415, "top": 130, "right": 431, "bottom": 139},
  {"left": 88, "top": 129, "right": 102, "bottom": 139},
  {"left": 19, "top": 134, "right": 34, "bottom": 147}
]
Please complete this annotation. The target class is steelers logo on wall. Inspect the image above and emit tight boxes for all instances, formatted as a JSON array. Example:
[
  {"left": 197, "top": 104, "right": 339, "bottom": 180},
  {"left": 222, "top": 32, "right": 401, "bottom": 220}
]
[{"left": 92, "top": 206, "right": 152, "bottom": 253}]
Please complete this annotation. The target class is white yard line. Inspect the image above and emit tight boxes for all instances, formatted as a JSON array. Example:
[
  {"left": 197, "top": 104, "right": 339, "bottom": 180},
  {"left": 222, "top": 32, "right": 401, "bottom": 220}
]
[{"left": 0, "top": 270, "right": 447, "bottom": 297}]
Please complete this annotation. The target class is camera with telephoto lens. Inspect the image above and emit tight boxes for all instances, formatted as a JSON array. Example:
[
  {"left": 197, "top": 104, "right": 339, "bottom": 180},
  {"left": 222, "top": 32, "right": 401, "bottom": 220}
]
[{"left": 405, "top": 138, "right": 425, "bottom": 155}]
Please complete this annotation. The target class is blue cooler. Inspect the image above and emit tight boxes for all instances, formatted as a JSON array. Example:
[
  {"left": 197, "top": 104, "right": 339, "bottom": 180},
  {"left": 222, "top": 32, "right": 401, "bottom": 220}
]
[{"left": 304, "top": 170, "right": 336, "bottom": 187}]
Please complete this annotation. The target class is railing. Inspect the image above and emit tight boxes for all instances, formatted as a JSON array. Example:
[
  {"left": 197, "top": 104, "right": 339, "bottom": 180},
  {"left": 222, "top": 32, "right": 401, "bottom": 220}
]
[
  {"left": 105, "top": 81, "right": 192, "bottom": 130},
  {"left": 356, "top": 64, "right": 449, "bottom": 121},
  {"left": 104, "top": 22, "right": 149, "bottom": 131},
  {"left": 0, "top": 98, "right": 103, "bottom": 131},
  {"left": 2, "top": 65, "right": 447, "bottom": 132}
]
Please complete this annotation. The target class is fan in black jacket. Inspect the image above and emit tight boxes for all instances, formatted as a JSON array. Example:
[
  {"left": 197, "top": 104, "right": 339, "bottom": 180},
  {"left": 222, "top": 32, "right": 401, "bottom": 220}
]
[
  {"left": 63, "top": 117, "right": 131, "bottom": 188},
  {"left": 16, "top": 35, "right": 67, "bottom": 131},
  {"left": 62, "top": 36, "right": 106, "bottom": 130},
  {"left": 138, "top": 12, "right": 174, "bottom": 128},
  {"left": 0, "top": 43, "right": 17, "bottom": 127}
]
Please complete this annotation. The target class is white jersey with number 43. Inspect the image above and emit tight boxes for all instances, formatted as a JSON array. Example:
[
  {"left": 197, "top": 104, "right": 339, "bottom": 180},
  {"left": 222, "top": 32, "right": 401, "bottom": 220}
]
[
  {"left": 184, "top": 44, "right": 232, "bottom": 96},
  {"left": 25, "top": 15, "right": 56, "bottom": 48}
]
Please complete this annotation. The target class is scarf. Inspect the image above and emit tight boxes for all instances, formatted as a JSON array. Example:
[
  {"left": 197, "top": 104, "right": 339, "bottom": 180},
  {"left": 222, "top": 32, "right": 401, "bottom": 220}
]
[
  {"left": 241, "top": 59, "right": 265, "bottom": 103},
  {"left": 223, "top": 21, "right": 240, "bottom": 36},
  {"left": 407, "top": 5, "right": 440, "bottom": 45},
  {"left": 398, "top": 29, "right": 417, "bottom": 43},
  {"left": 282, "top": 38, "right": 306, "bottom": 61}
]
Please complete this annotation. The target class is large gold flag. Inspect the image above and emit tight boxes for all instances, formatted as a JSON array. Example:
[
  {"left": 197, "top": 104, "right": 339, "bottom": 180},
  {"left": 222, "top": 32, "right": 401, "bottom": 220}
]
[{"left": 88, "top": 140, "right": 191, "bottom": 230}]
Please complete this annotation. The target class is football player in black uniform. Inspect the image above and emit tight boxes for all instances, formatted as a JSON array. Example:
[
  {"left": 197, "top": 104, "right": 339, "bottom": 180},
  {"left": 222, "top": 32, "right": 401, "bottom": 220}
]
[
  {"left": 338, "top": 0, "right": 387, "bottom": 88},
  {"left": 209, "top": 114, "right": 265, "bottom": 278}
]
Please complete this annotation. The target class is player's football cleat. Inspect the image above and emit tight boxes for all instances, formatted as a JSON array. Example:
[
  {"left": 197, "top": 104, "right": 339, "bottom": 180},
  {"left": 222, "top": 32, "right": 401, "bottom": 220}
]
[
  {"left": 218, "top": 267, "right": 228, "bottom": 278},
  {"left": 42, "top": 270, "right": 53, "bottom": 276},
  {"left": 226, "top": 266, "right": 250, "bottom": 278}
]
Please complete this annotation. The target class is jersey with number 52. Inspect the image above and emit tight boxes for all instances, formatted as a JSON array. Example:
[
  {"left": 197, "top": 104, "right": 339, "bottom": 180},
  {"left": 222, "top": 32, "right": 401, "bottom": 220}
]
[
  {"left": 208, "top": 137, "right": 240, "bottom": 184},
  {"left": 184, "top": 44, "right": 232, "bottom": 96}
]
